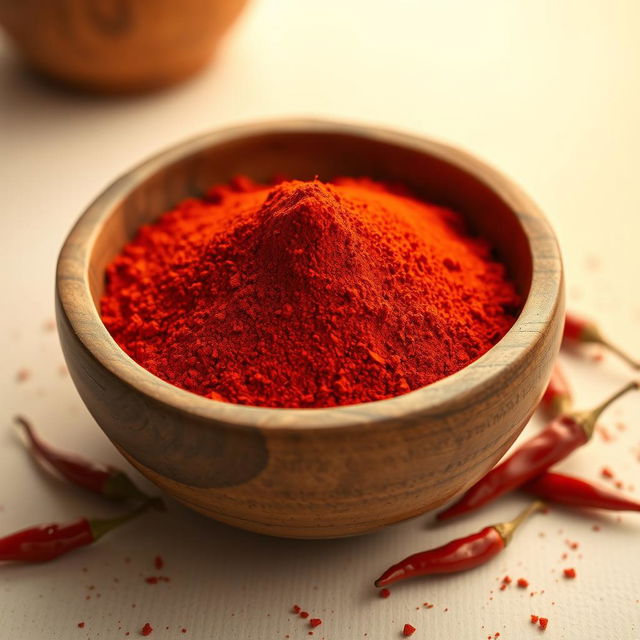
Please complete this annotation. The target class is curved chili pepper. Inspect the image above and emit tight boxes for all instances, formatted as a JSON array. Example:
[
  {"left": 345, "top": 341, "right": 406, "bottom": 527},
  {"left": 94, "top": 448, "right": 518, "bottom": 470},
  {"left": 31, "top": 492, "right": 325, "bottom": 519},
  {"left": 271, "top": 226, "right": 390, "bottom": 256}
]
[
  {"left": 437, "top": 381, "right": 638, "bottom": 520},
  {"left": 15, "top": 416, "right": 162, "bottom": 509},
  {"left": 540, "top": 362, "right": 573, "bottom": 418},
  {"left": 524, "top": 471, "right": 640, "bottom": 512},
  {"left": 564, "top": 312, "right": 639, "bottom": 370},
  {"left": 375, "top": 501, "right": 544, "bottom": 588},
  {"left": 0, "top": 502, "right": 149, "bottom": 563}
]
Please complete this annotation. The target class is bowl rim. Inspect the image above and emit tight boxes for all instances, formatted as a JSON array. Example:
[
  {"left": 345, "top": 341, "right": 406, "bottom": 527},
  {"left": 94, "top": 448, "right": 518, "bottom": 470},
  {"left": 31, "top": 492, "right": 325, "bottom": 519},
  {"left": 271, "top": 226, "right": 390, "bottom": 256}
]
[{"left": 56, "top": 118, "right": 563, "bottom": 430}]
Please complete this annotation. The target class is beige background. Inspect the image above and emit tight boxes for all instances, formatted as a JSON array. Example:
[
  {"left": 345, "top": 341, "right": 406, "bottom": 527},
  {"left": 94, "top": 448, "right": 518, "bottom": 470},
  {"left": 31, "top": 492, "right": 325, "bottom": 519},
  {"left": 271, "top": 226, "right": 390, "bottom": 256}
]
[{"left": 1, "top": 1, "right": 639, "bottom": 638}]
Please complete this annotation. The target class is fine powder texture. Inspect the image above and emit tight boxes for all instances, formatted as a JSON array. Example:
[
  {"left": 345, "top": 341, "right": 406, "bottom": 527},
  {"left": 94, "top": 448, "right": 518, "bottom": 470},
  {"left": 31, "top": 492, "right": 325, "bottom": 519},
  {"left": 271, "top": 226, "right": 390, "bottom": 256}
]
[{"left": 101, "top": 177, "right": 519, "bottom": 408}]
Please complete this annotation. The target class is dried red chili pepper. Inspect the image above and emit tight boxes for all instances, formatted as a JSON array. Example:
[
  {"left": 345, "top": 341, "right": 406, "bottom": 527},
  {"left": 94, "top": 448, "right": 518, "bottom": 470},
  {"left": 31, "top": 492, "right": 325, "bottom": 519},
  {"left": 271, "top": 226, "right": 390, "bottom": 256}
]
[
  {"left": 375, "top": 501, "right": 544, "bottom": 587},
  {"left": 437, "top": 382, "right": 638, "bottom": 520},
  {"left": 15, "top": 416, "right": 162, "bottom": 508},
  {"left": 540, "top": 363, "right": 573, "bottom": 418},
  {"left": 564, "top": 312, "right": 638, "bottom": 369},
  {"left": 0, "top": 503, "right": 149, "bottom": 563},
  {"left": 524, "top": 471, "right": 640, "bottom": 512}
]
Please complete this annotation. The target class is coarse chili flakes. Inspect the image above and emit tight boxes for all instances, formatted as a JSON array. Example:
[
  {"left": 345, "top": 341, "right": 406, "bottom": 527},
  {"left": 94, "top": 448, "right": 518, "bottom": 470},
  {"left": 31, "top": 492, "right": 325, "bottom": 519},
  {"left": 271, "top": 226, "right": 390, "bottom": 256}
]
[
  {"left": 140, "top": 622, "right": 153, "bottom": 636},
  {"left": 102, "top": 177, "right": 519, "bottom": 409},
  {"left": 517, "top": 578, "right": 529, "bottom": 588},
  {"left": 563, "top": 568, "right": 576, "bottom": 579},
  {"left": 402, "top": 623, "right": 416, "bottom": 637}
]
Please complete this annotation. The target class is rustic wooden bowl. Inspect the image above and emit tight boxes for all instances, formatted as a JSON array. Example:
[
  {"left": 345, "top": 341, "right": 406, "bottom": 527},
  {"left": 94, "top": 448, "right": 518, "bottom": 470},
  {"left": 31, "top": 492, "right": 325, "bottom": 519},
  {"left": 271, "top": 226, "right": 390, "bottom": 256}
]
[
  {"left": 0, "top": 0, "right": 248, "bottom": 94},
  {"left": 56, "top": 120, "right": 564, "bottom": 538}
]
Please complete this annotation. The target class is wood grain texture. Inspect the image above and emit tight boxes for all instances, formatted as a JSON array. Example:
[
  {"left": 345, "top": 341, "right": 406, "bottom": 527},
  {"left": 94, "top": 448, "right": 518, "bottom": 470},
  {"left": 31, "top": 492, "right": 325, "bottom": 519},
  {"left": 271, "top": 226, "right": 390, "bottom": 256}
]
[
  {"left": 55, "top": 120, "right": 564, "bottom": 538},
  {"left": 0, "top": 0, "right": 248, "bottom": 93}
]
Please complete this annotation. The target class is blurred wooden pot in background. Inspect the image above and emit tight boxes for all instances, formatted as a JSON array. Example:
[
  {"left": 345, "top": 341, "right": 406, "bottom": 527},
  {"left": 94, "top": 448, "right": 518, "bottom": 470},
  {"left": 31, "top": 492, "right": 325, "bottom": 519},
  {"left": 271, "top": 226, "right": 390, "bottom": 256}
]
[{"left": 0, "top": 0, "right": 248, "bottom": 93}]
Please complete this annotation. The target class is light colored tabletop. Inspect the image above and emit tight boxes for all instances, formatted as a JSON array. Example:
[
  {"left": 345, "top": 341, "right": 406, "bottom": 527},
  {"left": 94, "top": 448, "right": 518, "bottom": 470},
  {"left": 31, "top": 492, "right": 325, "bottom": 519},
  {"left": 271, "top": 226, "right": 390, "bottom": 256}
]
[{"left": 1, "top": 1, "right": 639, "bottom": 639}]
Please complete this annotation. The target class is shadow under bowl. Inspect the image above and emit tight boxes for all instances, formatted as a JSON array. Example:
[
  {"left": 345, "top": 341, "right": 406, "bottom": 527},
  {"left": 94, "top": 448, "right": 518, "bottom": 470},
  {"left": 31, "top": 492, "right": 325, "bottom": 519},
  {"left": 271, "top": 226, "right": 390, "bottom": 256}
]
[{"left": 56, "top": 119, "right": 564, "bottom": 538}]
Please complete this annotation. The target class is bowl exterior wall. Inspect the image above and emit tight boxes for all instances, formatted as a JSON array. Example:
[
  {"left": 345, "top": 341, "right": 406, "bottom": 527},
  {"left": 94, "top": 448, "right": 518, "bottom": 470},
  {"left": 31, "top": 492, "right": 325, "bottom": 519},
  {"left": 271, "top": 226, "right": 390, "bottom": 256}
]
[
  {"left": 0, "top": 0, "right": 248, "bottom": 93},
  {"left": 56, "top": 288, "right": 564, "bottom": 538}
]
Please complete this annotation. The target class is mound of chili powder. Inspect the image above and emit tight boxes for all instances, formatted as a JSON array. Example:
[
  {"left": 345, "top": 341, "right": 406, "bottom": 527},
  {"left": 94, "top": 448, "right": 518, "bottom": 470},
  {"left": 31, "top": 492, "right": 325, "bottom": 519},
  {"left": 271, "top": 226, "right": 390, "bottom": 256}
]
[{"left": 101, "top": 177, "right": 519, "bottom": 408}]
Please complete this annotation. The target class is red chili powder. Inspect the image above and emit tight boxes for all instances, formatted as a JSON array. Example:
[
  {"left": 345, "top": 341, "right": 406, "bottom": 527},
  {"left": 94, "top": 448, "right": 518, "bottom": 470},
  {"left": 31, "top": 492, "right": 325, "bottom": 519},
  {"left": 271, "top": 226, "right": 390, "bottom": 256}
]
[
  {"left": 309, "top": 619, "right": 322, "bottom": 628},
  {"left": 538, "top": 617, "right": 549, "bottom": 630},
  {"left": 292, "top": 605, "right": 301, "bottom": 614},
  {"left": 530, "top": 615, "right": 539, "bottom": 624},
  {"left": 517, "top": 578, "right": 529, "bottom": 588},
  {"left": 563, "top": 568, "right": 576, "bottom": 579},
  {"left": 101, "top": 177, "right": 519, "bottom": 408},
  {"left": 154, "top": 555, "right": 164, "bottom": 570},
  {"left": 379, "top": 588, "right": 391, "bottom": 599},
  {"left": 403, "top": 623, "right": 416, "bottom": 637},
  {"left": 299, "top": 611, "right": 309, "bottom": 619},
  {"left": 140, "top": 622, "right": 153, "bottom": 636},
  {"left": 16, "top": 368, "right": 31, "bottom": 383},
  {"left": 77, "top": 622, "right": 85, "bottom": 628}
]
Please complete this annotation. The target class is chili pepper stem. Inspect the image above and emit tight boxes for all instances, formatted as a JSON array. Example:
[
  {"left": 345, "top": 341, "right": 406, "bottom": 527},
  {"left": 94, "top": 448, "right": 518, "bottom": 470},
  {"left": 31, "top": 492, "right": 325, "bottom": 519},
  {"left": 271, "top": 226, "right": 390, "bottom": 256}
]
[
  {"left": 90, "top": 501, "right": 152, "bottom": 540},
  {"left": 573, "top": 380, "right": 639, "bottom": 440},
  {"left": 493, "top": 500, "right": 545, "bottom": 545},
  {"left": 597, "top": 337, "right": 640, "bottom": 370}
]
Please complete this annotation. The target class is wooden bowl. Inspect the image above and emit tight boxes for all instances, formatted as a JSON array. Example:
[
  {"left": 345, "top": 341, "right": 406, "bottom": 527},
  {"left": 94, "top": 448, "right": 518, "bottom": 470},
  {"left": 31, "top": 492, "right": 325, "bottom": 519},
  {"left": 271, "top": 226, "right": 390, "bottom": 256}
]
[
  {"left": 0, "top": 0, "right": 248, "bottom": 94},
  {"left": 56, "top": 120, "right": 564, "bottom": 538}
]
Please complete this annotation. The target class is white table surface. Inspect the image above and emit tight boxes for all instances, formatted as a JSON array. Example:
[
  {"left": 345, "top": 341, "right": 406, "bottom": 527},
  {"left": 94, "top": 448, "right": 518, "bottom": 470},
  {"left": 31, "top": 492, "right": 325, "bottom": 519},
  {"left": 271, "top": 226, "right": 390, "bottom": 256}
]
[{"left": 1, "top": 1, "right": 640, "bottom": 639}]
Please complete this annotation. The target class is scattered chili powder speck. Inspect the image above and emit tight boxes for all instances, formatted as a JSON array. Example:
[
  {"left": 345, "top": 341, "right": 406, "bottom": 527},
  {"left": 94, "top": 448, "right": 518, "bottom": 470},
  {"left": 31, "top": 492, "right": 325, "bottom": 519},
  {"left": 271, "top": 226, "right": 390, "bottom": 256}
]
[
  {"left": 563, "top": 568, "right": 576, "bottom": 579},
  {"left": 539, "top": 617, "right": 549, "bottom": 630},
  {"left": 154, "top": 555, "right": 164, "bottom": 570},
  {"left": 292, "top": 605, "right": 301, "bottom": 614},
  {"left": 402, "top": 623, "right": 416, "bottom": 637},
  {"left": 300, "top": 611, "right": 309, "bottom": 619},
  {"left": 145, "top": 577, "right": 158, "bottom": 584},
  {"left": 77, "top": 622, "right": 85, "bottom": 628},
  {"left": 517, "top": 578, "right": 529, "bottom": 588},
  {"left": 16, "top": 368, "right": 31, "bottom": 383},
  {"left": 530, "top": 615, "right": 539, "bottom": 624},
  {"left": 601, "top": 467, "right": 614, "bottom": 479},
  {"left": 140, "top": 622, "right": 153, "bottom": 636},
  {"left": 181, "top": 629, "right": 187, "bottom": 634},
  {"left": 597, "top": 426, "right": 614, "bottom": 442},
  {"left": 379, "top": 588, "right": 391, "bottom": 599},
  {"left": 310, "top": 619, "right": 322, "bottom": 628}
]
